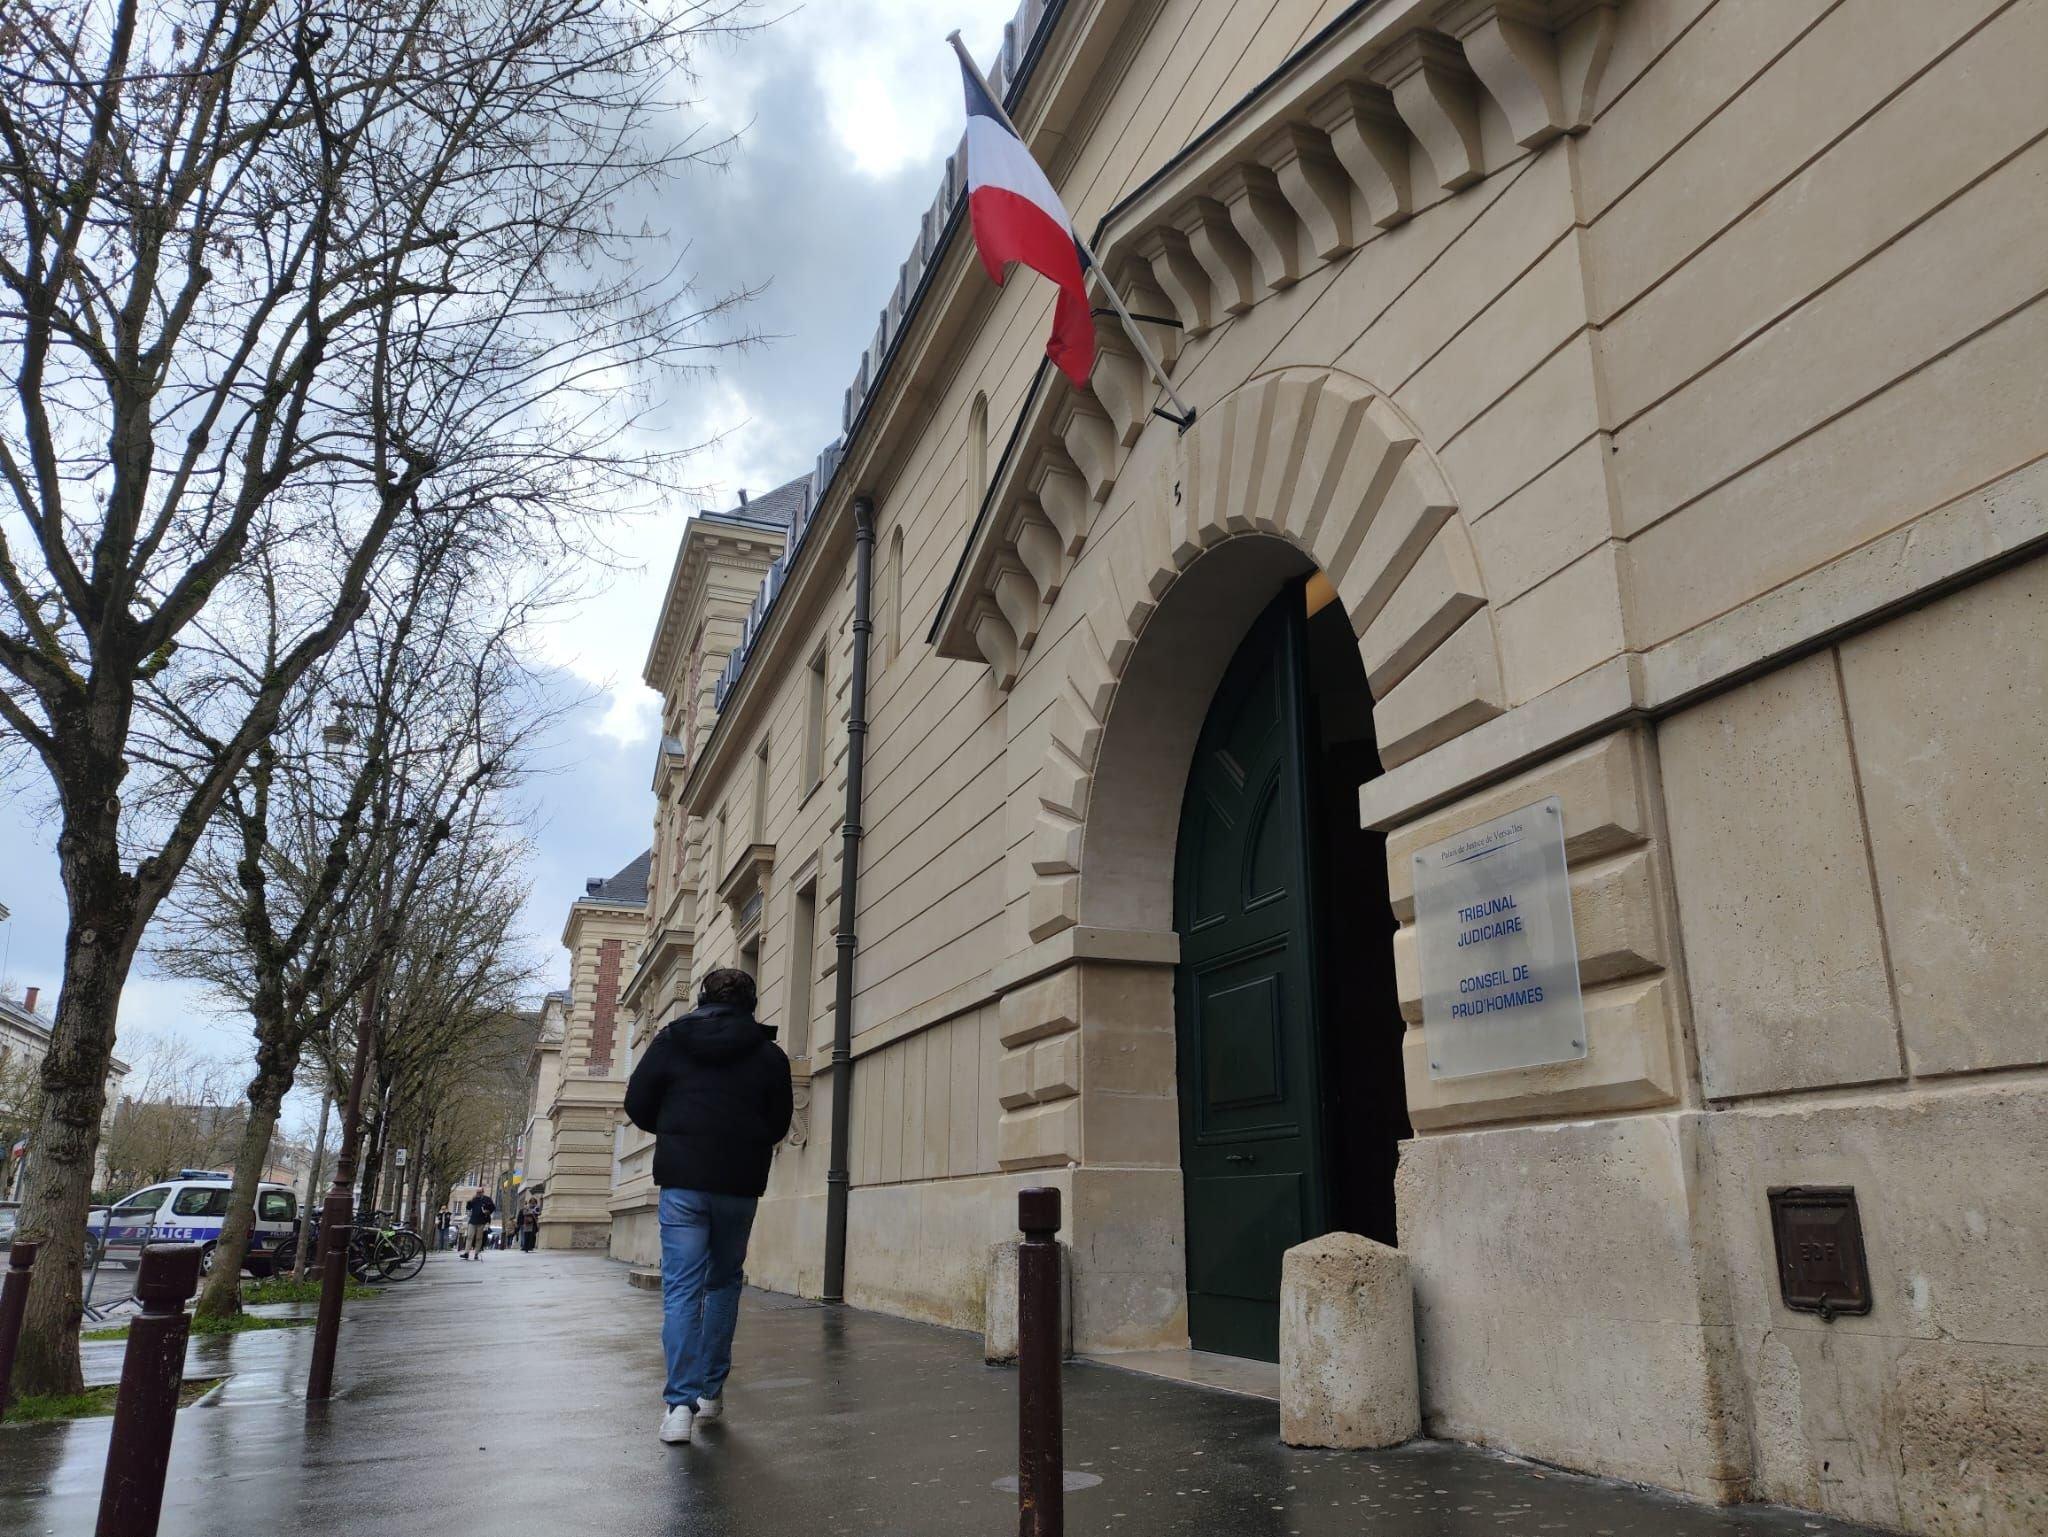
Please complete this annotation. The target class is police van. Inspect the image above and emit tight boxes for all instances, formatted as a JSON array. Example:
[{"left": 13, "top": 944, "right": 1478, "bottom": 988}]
[{"left": 85, "top": 1171, "right": 299, "bottom": 1276}]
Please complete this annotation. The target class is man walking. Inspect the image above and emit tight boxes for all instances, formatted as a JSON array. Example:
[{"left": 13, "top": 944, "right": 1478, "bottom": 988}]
[
  {"left": 625, "top": 967, "right": 792, "bottom": 1446},
  {"left": 461, "top": 1187, "right": 496, "bottom": 1259}
]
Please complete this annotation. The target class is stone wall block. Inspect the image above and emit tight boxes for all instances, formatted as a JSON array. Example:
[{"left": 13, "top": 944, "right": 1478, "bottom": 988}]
[
  {"left": 1660, "top": 652, "right": 1901, "bottom": 1099},
  {"left": 1393, "top": 925, "right": 1422, "bottom": 1022},
  {"left": 996, "top": 1045, "right": 1035, "bottom": 1110},
  {"left": 1309, "top": 404, "right": 1405, "bottom": 588},
  {"left": 1335, "top": 427, "right": 1449, "bottom": 637},
  {"left": 1186, "top": 390, "right": 1237, "bottom": 555},
  {"left": 983, "top": 1236, "right": 1073, "bottom": 1363},
  {"left": 1398, "top": 1114, "right": 1744, "bottom": 1500},
  {"left": 1028, "top": 1030, "right": 1081, "bottom": 1102},
  {"left": 1031, "top": 810, "right": 1084, "bottom": 877},
  {"left": 1280, "top": 1232, "right": 1421, "bottom": 1448},
  {"left": 1037, "top": 752, "right": 1090, "bottom": 822},
  {"left": 1569, "top": 846, "right": 1667, "bottom": 988},
  {"left": 1284, "top": 375, "right": 1376, "bottom": 550},
  {"left": 998, "top": 965, "right": 1080, "bottom": 1048},
  {"left": 1254, "top": 373, "right": 1327, "bottom": 538},
  {"left": 1371, "top": 607, "right": 1506, "bottom": 767},
  {"left": 996, "top": 1096, "right": 1080, "bottom": 1169},
  {"left": 1837, "top": 558, "right": 2048, "bottom": 1077},
  {"left": 1222, "top": 373, "right": 1282, "bottom": 535},
  {"left": 1403, "top": 973, "right": 1680, "bottom": 1129},
  {"left": 1384, "top": 729, "right": 1648, "bottom": 918},
  {"left": 1360, "top": 515, "right": 1488, "bottom": 696},
  {"left": 1068, "top": 627, "right": 1119, "bottom": 728}
]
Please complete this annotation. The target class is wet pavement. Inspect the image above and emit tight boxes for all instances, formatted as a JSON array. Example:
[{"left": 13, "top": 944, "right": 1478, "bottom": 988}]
[{"left": 0, "top": 1249, "right": 1894, "bottom": 1536}]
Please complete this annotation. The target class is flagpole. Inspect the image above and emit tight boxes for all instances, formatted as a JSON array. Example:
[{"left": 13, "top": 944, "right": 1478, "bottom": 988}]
[{"left": 947, "top": 31, "right": 1196, "bottom": 428}]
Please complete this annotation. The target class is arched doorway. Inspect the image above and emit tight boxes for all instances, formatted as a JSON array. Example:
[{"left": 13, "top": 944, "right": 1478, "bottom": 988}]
[{"left": 1173, "top": 575, "right": 1407, "bottom": 1361}]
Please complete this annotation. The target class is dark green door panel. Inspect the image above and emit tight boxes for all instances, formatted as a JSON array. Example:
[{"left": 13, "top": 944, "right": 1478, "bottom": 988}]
[{"left": 1175, "top": 587, "right": 1327, "bottom": 1363}]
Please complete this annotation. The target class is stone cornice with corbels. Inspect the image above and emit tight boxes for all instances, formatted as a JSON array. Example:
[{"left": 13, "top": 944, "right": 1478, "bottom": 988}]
[
  {"left": 933, "top": 0, "right": 1621, "bottom": 681},
  {"left": 642, "top": 511, "right": 787, "bottom": 698}
]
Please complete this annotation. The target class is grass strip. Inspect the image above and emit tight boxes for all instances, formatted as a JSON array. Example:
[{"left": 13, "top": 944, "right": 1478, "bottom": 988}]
[
  {"left": 240, "top": 1275, "right": 378, "bottom": 1306},
  {"left": 5, "top": 1376, "right": 225, "bottom": 1424},
  {"left": 87, "top": 1312, "right": 315, "bottom": 1342}
]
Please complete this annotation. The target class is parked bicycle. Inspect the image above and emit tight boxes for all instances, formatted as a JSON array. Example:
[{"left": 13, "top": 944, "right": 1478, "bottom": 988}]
[{"left": 271, "top": 1209, "right": 426, "bottom": 1282}]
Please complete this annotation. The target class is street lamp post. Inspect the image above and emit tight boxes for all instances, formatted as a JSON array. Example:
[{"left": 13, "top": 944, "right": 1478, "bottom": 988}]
[
  {"left": 304, "top": 949, "right": 383, "bottom": 1403},
  {"left": 306, "top": 709, "right": 395, "bottom": 1404}
]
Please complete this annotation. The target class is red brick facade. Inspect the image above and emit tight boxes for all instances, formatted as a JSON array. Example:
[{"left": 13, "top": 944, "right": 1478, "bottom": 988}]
[{"left": 590, "top": 937, "right": 623, "bottom": 1075}]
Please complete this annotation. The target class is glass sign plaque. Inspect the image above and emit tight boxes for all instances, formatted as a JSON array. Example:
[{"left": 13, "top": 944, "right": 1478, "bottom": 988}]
[{"left": 1414, "top": 796, "right": 1587, "bottom": 1080}]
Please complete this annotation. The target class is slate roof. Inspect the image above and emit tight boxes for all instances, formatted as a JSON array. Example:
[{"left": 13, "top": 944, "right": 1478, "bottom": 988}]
[
  {"left": 721, "top": 475, "right": 810, "bottom": 537},
  {"left": 581, "top": 849, "right": 651, "bottom": 907}
]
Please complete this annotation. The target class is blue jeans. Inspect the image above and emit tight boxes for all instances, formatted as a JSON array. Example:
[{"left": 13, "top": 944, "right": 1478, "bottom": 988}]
[{"left": 659, "top": 1188, "right": 757, "bottom": 1409}]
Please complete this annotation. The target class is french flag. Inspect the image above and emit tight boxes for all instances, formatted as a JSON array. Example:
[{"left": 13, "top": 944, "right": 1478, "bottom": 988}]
[{"left": 958, "top": 55, "right": 1096, "bottom": 389}]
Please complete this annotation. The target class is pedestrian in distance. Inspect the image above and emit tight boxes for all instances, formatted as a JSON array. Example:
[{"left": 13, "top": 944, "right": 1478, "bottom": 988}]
[
  {"left": 438, "top": 1210, "right": 453, "bottom": 1251},
  {"left": 461, "top": 1188, "right": 496, "bottom": 1259},
  {"left": 625, "top": 966, "right": 793, "bottom": 1446},
  {"left": 519, "top": 1198, "right": 541, "bottom": 1252}
]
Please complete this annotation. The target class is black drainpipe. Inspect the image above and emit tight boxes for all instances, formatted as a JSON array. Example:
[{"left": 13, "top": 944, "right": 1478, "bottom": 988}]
[{"left": 822, "top": 494, "right": 876, "bottom": 1304}]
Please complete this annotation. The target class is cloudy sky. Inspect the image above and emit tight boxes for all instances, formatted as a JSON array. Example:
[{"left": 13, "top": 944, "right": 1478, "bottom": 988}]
[{"left": 0, "top": 0, "right": 1022, "bottom": 1081}]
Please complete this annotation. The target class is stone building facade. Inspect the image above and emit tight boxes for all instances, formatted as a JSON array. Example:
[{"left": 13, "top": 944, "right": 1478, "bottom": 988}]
[
  {"left": 598, "top": 2, "right": 2048, "bottom": 1531},
  {"left": 535, "top": 856, "right": 646, "bottom": 1250},
  {"left": 516, "top": 991, "right": 567, "bottom": 1204},
  {"left": 1, "top": 986, "right": 129, "bottom": 1195}
]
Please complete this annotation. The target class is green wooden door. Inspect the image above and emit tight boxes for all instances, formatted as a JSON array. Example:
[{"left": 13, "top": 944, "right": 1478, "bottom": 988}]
[{"left": 1174, "top": 587, "right": 1328, "bottom": 1362}]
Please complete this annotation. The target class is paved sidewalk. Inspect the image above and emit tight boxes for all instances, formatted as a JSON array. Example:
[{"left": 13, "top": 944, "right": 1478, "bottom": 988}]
[{"left": 1, "top": 1250, "right": 1890, "bottom": 1535}]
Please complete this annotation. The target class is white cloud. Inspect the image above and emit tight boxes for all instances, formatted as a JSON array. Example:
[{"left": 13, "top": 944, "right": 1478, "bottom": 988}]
[
  {"left": 698, "top": 0, "right": 1020, "bottom": 179},
  {"left": 528, "top": 374, "right": 797, "bottom": 748}
]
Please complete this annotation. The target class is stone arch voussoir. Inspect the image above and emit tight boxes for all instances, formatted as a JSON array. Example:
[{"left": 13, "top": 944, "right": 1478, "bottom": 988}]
[{"left": 1028, "top": 366, "right": 1505, "bottom": 943}]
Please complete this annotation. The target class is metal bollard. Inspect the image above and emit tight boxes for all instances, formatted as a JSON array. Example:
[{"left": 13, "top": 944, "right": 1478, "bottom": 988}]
[
  {"left": 0, "top": 1239, "right": 40, "bottom": 1422},
  {"left": 1016, "top": 1187, "right": 1063, "bottom": 1537},
  {"left": 304, "top": 1188, "right": 354, "bottom": 1402},
  {"left": 96, "top": 1243, "right": 203, "bottom": 1537}
]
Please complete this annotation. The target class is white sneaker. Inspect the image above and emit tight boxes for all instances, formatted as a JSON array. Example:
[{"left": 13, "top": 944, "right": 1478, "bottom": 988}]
[
  {"left": 694, "top": 1395, "right": 723, "bottom": 1421},
  {"left": 659, "top": 1404, "right": 694, "bottom": 1444}
]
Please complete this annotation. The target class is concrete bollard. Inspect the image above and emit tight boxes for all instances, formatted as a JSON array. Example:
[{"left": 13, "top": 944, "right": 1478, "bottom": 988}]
[
  {"left": 984, "top": 1237, "right": 1072, "bottom": 1365},
  {"left": 1279, "top": 1232, "right": 1420, "bottom": 1449},
  {"left": 1016, "top": 1187, "right": 1064, "bottom": 1537},
  {"left": 97, "top": 1242, "right": 203, "bottom": 1537},
  {"left": 0, "top": 1239, "right": 39, "bottom": 1422}
]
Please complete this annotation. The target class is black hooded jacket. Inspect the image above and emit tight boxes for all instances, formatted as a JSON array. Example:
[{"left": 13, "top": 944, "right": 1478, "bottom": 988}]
[{"left": 624, "top": 1002, "right": 793, "bottom": 1197}]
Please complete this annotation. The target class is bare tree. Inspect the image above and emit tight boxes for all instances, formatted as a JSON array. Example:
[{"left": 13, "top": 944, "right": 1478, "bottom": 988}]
[
  {"left": 344, "top": 825, "right": 539, "bottom": 1213},
  {"left": 95, "top": 1033, "right": 242, "bottom": 1187},
  {"left": 0, "top": 0, "right": 759, "bottom": 1392},
  {"left": 156, "top": 536, "right": 555, "bottom": 1314}
]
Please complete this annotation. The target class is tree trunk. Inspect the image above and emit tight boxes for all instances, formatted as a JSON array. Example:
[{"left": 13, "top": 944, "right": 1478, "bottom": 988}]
[
  {"left": 357, "top": 1096, "right": 387, "bottom": 1218},
  {"left": 194, "top": 1048, "right": 294, "bottom": 1320},
  {"left": 292, "top": 1089, "right": 332, "bottom": 1284},
  {"left": 12, "top": 831, "right": 138, "bottom": 1398}
]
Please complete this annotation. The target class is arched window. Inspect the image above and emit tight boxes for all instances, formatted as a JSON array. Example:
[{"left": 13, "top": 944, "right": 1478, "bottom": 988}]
[
  {"left": 968, "top": 391, "right": 989, "bottom": 510},
  {"left": 888, "top": 526, "right": 904, "bottom": 663}
]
